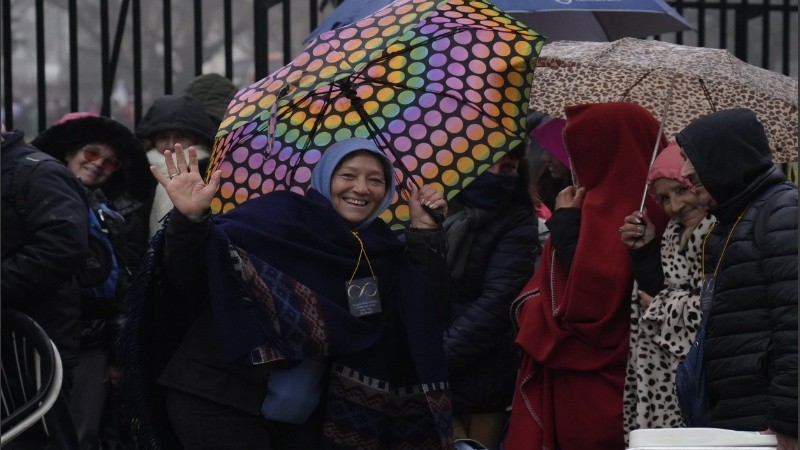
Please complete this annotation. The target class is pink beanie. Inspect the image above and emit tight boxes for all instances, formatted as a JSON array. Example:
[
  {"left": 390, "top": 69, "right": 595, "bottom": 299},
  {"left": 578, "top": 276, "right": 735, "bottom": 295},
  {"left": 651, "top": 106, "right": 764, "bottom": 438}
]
[
  {"left": 530, "top": 117, "right": 569, "bottom": 168},
  {"left": 647, "top": 141, "right": 696, "bottom": 192}
]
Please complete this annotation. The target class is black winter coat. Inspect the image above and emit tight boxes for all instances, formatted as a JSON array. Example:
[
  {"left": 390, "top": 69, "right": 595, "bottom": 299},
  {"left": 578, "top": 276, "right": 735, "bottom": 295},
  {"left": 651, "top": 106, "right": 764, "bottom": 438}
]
[
  {"left": 1, "top": 130, "right": 89, "bottom": 370},
  {"left": 677, "top": 108, "right": 798, "bottom": 437},
  {"left": 443, "top": 196, "right": 539, "bottom": 412}
]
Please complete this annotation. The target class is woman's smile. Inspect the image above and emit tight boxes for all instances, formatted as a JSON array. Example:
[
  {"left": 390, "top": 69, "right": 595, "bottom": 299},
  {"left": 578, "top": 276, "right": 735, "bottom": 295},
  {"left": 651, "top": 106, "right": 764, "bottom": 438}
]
[{"left": 330, "top": 153, "right": 387, "bottom": 226}]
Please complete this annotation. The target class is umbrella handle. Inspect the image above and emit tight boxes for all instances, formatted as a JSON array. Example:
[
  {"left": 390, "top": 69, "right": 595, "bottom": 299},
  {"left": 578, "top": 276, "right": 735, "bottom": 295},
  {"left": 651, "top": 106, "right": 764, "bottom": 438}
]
[
  {"left": 422, "top": 205, "right": 445, "bottom": 225},
  {"left": 639, "top": 74, "right": 677, "bottom": 212}
]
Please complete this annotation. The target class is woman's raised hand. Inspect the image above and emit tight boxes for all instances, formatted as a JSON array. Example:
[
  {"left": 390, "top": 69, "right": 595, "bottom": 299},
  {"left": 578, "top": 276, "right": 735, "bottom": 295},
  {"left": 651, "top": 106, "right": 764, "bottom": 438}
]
[
  {"left": 150, "top": 143, "right": 221, "bottom": 222},
  {"left": 407, "top": 180, "right": 448, "bottom": 229},
  {"left": 619, "top": 210, "right": 656, "bottom": 249},
  {"left": 554, "top": 186, "right": 586, "bottom": 210}
]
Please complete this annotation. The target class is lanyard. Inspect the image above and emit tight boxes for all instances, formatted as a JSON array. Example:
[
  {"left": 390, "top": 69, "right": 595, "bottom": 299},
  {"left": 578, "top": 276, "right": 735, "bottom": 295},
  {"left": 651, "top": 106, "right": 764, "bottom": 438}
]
[
  {"left": 348, "top": 231, "right": 377, "bottom": 283},
  {"left": 701, "top": 204, "right": 750, "bottom": 277}
]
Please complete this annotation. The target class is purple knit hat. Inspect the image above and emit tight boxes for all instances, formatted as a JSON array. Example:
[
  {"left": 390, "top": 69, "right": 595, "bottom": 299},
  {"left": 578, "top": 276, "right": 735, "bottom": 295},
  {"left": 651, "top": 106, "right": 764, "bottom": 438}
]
[{"left": 530, "top": 117, "right": 569, "bottom": 168}]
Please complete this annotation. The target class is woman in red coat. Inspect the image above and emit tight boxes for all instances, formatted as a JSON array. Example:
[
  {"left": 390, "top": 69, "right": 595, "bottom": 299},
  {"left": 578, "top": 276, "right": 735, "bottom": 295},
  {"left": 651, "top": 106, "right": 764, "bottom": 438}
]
[{"left": 505, "top": 102, "right": 668, "bottom": 450}]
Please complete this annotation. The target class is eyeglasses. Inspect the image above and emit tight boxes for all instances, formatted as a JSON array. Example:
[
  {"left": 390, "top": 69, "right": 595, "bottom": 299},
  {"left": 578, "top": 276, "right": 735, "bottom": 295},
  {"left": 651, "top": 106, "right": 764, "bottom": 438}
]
[{"left": 81, "top": 145, "right": 121, "bottom": 173}]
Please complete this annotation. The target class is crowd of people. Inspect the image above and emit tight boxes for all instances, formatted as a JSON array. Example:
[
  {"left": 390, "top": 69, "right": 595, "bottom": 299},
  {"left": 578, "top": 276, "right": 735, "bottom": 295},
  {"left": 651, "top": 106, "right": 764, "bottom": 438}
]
[{"left": 1, "top": 67, "right": 797, "bottom": 450}]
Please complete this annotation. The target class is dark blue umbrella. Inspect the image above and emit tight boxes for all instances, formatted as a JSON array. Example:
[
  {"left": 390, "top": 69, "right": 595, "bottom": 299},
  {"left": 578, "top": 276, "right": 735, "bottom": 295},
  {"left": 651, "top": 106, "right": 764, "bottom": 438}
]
[{"left": 308, "top": 0, "right": 693, "bottom": 43}]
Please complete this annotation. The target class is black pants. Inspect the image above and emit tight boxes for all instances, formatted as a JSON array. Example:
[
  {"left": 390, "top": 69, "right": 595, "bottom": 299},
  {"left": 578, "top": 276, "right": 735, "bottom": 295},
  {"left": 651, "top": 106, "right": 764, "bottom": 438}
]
[
  {"left": 164, "top": 388, "right": 322, "bottom": 449},
  {"left": 67, "top": 348, "right": 108, "bottom": 450}
]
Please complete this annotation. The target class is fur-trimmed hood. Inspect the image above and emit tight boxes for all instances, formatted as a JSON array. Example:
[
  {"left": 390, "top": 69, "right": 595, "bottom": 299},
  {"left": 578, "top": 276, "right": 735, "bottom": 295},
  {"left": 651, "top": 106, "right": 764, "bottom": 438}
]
[{"left": 31, "top": 114, "right": 151, "bottom": 203}]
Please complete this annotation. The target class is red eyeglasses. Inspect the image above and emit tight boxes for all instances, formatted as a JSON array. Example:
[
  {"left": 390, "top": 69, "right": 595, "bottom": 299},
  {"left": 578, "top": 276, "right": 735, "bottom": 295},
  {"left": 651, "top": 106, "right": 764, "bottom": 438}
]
[{"left": 81, "top": 146, "right": 121, "bottom": 172}]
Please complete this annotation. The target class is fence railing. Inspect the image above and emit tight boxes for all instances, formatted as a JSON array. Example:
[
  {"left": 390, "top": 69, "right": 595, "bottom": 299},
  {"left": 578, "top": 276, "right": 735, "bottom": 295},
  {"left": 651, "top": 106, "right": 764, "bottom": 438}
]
[{"left": 2, "top": 0, "right": 797, "bottom": 135}]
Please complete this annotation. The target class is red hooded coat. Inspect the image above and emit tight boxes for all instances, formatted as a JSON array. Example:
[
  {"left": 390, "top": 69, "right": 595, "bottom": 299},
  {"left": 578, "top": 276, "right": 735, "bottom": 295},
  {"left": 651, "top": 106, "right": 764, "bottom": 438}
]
[{"left": 506, "top": 102, "right": 669, "bottom": 450}]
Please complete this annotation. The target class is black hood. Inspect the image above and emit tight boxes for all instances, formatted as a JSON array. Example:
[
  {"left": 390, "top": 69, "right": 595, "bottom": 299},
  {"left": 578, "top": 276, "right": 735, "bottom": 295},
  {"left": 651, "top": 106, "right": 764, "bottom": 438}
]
[
  {"left": 676, "top": 108, "right": 782, "bottom": 223},
  {"left": 136, "top": 94, "right": 217, "bottom": 148}
]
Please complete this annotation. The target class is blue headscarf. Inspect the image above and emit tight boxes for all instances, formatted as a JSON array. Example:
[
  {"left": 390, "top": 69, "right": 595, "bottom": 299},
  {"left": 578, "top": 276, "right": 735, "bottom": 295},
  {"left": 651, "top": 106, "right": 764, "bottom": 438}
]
[{"left": 310, "top": 138, "right": 395, "bottom": 230}]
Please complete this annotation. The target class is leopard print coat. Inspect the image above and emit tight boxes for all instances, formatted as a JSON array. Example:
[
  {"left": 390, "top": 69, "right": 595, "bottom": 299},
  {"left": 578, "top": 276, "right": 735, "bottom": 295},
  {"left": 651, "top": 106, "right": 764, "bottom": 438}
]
[{"left": 623, "top": 215, "right": 717, "bottom": 437}]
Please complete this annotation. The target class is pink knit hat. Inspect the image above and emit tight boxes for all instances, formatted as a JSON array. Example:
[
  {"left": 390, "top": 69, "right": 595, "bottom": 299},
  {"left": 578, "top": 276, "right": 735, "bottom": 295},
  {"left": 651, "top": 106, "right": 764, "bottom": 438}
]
[
  {"left": 647, "top": 141, "right": 696, "bottom": 192},
  {"left": 530, "top": 117, "right": 569, "bottom": 168},
  {"left": 55, "top": 111, "right": 99, "bottom": 125}
]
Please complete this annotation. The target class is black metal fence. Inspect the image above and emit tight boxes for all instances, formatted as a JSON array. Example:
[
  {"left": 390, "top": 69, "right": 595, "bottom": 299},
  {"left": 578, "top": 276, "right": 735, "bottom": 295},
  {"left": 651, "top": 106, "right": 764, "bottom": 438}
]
[{"left": 2, "top": 0, "right": 797, "bottom": 135}]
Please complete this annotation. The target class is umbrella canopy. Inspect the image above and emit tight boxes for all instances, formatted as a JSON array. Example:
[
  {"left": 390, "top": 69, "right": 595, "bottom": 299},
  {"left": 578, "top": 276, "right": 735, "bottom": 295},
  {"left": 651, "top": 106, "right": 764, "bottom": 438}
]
[
  {"left": 210, "top": 0, "right": 544, "bottom": 230},
  {"left": 530, "top": 38, "right": 798, "bottom": 163},
  {"left": 500, "top": 0, "right": 693, "bottom": 42},
  {"left": 306, "top": 0, "right": 692, "bottom": 43}
]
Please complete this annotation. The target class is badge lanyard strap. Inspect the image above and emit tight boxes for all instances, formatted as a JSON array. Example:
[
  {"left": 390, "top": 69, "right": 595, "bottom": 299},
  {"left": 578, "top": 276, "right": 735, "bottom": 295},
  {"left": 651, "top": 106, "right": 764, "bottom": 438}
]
[
  {"left": 701, "top": 204, "right": 751, "bottom": 277},
  {"left": 349, "top": 231, "right": 377, "bottom": 283}
]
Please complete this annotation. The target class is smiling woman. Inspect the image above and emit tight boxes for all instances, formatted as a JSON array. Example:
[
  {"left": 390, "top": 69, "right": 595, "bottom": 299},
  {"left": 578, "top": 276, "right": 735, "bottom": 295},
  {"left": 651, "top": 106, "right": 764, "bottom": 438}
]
[
  {"left": 329, "top": 154, "right": 387, "bottom": 225},
  {"left": 129, "top": 137, "right": 458, "bottom": 448},
  {"left": 29, "top": 112, "right": 151, "bottom": 450},
  {"left": 619, "top": 142, "right": 717, "bottom": 439},
  {"left": 309, "top": 140, "right": 394, "bottom": 230},
  {"left": 64, "top": 144, "right": 122, "bottom": 187},
  {"left": 31, "top": 113, "right": 149, "bottom": 204}
]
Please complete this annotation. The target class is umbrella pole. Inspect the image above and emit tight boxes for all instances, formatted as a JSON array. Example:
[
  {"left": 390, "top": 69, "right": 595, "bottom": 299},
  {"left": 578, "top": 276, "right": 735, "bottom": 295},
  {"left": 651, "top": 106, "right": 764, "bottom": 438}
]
[
  {"left": 639, "top": 74, "right": 677, "bottom": 212},
  {"left": 341, "top": 81, "right": 444, "bottom": 224}
]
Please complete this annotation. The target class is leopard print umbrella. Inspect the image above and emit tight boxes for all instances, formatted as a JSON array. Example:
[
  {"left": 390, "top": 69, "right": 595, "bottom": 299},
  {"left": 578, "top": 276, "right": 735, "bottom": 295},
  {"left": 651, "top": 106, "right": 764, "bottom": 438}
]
[{"left": 530, "top": 37, "right": 798, "bottom": 163}]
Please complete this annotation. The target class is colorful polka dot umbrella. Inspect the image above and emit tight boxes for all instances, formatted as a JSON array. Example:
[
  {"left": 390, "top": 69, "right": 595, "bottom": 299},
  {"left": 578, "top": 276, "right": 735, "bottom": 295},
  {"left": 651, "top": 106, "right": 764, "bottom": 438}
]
[{"left": 209, "top": 0, "right": 544, "bottom": 230}]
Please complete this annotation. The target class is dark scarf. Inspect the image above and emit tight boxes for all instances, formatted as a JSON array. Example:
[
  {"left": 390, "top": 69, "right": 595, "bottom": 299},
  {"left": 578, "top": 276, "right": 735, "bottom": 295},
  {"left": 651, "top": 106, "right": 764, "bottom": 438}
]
[
  {"left": 205, "top": 189, "right": 452, "bottom": 448},
  {"left": 443, "top": 171, "right": 515, "bottom": 278},
  {"left": 458, "top": 170, "right": 516, "bottom": 210}
]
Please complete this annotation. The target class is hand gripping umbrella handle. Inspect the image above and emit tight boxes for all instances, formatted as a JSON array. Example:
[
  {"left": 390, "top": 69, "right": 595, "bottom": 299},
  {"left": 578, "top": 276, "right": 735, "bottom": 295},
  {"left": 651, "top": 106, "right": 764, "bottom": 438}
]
[
  {"left": 422, "top": 205, "right": 445, "bottom": 225},
  {"left": 639, "top": 74, "right": 677, "bottom": 212}
]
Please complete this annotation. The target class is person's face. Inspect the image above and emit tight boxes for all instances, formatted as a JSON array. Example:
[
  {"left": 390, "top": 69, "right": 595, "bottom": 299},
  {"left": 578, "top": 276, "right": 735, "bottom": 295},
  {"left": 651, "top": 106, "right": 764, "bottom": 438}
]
[
  {"left": 154, "top": 130, "right": 199, "bottom": 155},
  {"left": 65, "top": 142, "right": 120, "bottom": 187},
  {"left": 330, "top": 153, "right": 387, "bottom": 227},
  {"left": 651, "top": 178, "right": 706, "bottom": 228},
  {"left": 487, "top": 152, "right": 521, "bottom": 175},
  {"left": 541, "top": 151, "right": 569, "bottom": 179},
  {"left": 679, "top": 149, "right": 717, "bottom": 209}
]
